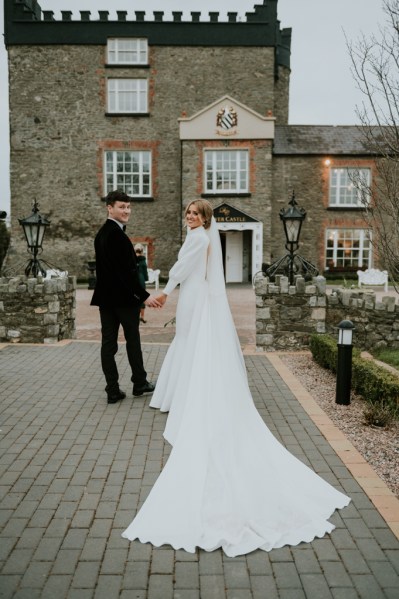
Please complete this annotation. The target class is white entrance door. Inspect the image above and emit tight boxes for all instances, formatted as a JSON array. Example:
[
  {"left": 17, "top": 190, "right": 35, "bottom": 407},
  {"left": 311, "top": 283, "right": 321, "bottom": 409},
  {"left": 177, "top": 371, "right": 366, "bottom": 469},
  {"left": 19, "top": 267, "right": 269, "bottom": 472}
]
[{"left": 225, "top": 232, "right": 243, "bottom": 282}]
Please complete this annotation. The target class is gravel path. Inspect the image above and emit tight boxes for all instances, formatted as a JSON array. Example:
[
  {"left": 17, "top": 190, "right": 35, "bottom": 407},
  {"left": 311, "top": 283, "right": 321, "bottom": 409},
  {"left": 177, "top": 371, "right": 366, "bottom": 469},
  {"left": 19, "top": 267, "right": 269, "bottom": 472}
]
[{"left": 280, "top": 352, "right": 399, "bottom": 498}]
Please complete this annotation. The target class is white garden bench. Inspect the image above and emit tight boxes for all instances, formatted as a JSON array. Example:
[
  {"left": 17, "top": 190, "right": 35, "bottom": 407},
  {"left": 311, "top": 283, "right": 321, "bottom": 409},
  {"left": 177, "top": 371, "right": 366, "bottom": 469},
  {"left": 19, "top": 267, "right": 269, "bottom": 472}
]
[
  {"left": 357, "top": 268, "right": 388, "bottom": 292},
  {"left": 147, "top": 268, "right": 160, "bottom": 290},
  {"left": 44, "top": 268, "right": 68, "bottom": 279}
]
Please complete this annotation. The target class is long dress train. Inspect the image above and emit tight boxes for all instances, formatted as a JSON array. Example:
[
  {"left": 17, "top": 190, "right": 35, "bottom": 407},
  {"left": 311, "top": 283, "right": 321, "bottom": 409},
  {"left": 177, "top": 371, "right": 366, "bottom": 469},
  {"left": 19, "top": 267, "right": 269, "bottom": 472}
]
[{"left": 122, "top": 220, "right": 350, "bottom": 557}]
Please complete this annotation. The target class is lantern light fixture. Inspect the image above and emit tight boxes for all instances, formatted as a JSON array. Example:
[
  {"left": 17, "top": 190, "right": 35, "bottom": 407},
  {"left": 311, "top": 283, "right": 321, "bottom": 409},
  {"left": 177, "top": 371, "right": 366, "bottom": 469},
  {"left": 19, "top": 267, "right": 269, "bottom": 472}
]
[
  {"left": 263, "top": 190, "right": 319, "bottom": 285},
  {"left": 18, "top": 200, "right": 51, "bottom": 277},
  {"left": 279, "top": 190, "right": 306, "bottom": 247},
  {"left": 337, "top": 319, "right": 355, "bottom": 345}
]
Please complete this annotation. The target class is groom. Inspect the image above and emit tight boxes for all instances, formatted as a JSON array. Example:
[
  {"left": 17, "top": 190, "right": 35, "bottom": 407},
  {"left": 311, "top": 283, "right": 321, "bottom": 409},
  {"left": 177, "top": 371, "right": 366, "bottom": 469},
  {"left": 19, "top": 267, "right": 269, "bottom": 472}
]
[{"left": 91, "top": 190, "right": 161, "bottom": 404}]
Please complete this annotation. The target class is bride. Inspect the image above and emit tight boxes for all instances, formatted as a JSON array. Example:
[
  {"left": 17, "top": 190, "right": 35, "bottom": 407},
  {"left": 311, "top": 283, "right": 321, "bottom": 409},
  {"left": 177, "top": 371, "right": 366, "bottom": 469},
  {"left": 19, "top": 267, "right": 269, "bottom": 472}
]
[{"left": 122, "top": 199, "right": 350, "bottom": 557}]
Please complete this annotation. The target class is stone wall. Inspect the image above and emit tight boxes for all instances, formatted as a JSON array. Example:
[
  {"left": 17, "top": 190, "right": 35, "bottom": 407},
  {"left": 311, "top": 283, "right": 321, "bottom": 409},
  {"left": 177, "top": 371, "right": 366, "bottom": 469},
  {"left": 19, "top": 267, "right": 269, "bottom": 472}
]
[
  {"left": 255, "top": 274, "right": 399, "bottom": 351},
  {"left": 326, "top": 288, "right": 399, "bottom": 351},
  {"left": 0, "top": 275, "right": 76, "bottom": 343},
  {"left": 273, "top": 64, "right": 290, "bottom": 124}
]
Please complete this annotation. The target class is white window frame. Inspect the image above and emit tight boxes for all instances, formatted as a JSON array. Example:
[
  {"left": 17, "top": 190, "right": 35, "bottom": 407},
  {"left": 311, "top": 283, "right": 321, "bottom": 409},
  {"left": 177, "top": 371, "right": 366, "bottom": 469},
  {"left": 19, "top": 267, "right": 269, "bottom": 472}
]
[
  {"left": 105, "top": 150, "right": 152, "bottom": 197},
  {"left": 329, "top": 167, "right": 371, "bottom": 207},
  {"left": 140, "top": 243, "right": 149, "bottom": 261},
  {"left": 107, "top": 38, "right": 148, "bottom": 65},
  {"left": 107, "top": 79, "right": 148, "bottom": 114},
  {"left": 204, "top": 150, "right": 249, "bottom": 194},
  {"left": 325, "top": 228, "right": 372, "bottom": 270}
]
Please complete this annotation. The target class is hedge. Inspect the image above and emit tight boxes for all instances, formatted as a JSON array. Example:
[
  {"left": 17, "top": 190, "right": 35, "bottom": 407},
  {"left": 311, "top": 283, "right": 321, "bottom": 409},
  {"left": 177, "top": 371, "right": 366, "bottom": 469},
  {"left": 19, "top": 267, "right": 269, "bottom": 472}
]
[
  {"left": 0, "top": 221, "right": 10, "bottom": 271},
  {"left": 310, "top": 334, "right": 399, "bottom": 410}
]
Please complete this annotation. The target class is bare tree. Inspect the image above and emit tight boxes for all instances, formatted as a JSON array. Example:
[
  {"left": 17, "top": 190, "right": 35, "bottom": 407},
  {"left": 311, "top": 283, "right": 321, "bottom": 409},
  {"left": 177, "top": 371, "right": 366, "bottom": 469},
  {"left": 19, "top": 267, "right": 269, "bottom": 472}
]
[{"left": 348, "top": 0, "right": 399, "bottom": 290}]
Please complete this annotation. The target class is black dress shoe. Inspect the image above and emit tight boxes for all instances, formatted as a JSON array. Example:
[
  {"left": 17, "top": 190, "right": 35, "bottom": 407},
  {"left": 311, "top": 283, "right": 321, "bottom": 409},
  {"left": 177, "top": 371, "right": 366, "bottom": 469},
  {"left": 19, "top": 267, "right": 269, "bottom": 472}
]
[
  {"left": 107, "top": 389, "right": 126, "bottom": 404},
  {"left": 133, "top": 381, "right": 155, "bottom": 396}
]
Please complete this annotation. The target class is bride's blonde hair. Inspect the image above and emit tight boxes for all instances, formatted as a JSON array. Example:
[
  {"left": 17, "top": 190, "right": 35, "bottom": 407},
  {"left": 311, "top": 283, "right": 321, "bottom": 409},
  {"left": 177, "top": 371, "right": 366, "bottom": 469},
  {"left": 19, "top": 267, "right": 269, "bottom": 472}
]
[{"left": 184, "top": 199, "right": 213, "bottom": 230}]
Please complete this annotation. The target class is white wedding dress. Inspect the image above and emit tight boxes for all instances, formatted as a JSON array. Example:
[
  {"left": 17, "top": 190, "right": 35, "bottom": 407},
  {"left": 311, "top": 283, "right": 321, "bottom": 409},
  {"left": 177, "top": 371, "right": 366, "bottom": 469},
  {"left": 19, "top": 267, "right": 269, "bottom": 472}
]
[{"left": 122, "top": 218, "right": 350, "bottom": 557}]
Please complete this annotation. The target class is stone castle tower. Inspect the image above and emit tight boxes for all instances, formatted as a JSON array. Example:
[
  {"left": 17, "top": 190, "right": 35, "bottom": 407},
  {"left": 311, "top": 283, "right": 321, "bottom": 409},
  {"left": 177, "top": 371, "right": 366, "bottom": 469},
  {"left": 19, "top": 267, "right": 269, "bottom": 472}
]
[{"left": 4, "top": 0, "right": 291, "bottom": 279}]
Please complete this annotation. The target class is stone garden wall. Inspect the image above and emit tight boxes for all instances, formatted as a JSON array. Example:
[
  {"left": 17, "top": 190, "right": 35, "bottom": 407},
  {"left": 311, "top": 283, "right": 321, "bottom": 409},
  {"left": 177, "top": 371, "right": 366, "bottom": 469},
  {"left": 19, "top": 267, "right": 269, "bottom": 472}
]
[
  {"left": 0, "top": 276, "right": 76, "bottom": 344},
  {"left": 255, "top": 275, "right": 399, "bottom": 351}
]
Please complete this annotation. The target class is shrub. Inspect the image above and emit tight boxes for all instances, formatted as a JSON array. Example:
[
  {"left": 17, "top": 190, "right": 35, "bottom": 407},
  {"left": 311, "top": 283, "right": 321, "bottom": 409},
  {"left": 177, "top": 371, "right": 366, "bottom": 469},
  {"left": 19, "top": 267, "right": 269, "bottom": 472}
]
[
  {"left": 310, "top": 333, "right": 399, "bottom": 413},
  {"left": 352, "top": 355, "right": 399, "bottom": 409},
  {"left": 310, "top": 334, "right": 338, "bottom": 372},
  {"left": 323, "top": 270, "right": 358, "bottom": 281},
  {"left": 363, "top": 401, "right": 396, "bottom": 428},
  {"left": 0, "top": 221, "right": 10, "bottom": 271},
  {"left": 310, "top": 334, "right": 361, "bottom": 373}
]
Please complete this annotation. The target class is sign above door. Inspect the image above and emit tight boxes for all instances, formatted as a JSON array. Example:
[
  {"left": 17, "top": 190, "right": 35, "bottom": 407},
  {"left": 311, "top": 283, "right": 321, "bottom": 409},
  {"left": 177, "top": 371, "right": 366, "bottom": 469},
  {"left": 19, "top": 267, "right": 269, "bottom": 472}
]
[{"left": 214, "top": 203, "right": 259, "bottom": 223}]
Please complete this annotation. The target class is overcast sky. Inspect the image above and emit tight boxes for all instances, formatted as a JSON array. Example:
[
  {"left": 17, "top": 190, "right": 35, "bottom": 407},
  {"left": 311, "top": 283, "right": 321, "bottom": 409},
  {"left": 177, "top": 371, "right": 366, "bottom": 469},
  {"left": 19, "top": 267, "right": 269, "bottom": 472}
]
[{"left": 0, "top": 0, "right": 386, "bottom": 216}]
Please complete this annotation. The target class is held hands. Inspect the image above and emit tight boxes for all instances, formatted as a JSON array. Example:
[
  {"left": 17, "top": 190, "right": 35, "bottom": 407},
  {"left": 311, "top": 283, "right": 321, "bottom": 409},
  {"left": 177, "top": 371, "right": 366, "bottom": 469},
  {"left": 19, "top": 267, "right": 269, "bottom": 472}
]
[
  {"left": 155, "top": 293, "right": 167, "bottom": 306},
  {"left": 144, "top": 295, "right": 163, "bottom": 308}
]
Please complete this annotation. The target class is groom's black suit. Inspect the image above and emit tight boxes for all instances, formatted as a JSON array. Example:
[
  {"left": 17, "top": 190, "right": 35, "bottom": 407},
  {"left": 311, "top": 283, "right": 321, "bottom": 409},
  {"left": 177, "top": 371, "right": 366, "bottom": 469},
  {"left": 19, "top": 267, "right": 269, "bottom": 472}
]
[{"left": 91, "top": 219, "right": 150, "bottom": 395}]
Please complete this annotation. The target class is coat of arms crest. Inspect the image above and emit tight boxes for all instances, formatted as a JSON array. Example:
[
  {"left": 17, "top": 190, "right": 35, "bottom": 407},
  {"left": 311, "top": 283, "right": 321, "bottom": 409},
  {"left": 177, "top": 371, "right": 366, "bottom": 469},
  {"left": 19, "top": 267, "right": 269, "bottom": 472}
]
[{"left": 216, "top": 106, "right": 238, "bottom": 130}]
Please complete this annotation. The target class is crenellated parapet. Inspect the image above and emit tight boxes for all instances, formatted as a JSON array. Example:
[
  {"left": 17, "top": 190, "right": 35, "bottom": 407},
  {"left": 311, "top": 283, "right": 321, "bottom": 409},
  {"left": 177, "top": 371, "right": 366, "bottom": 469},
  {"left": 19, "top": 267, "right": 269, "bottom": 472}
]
[
  {"left": 3, "top": 0, "right": 291, "bottom": 67},
  {"left": 9, "top": 0, "right": 41, "bottom": 21},
  {"left": 7, "top": 0, "right": 279, "bottom": 23}
]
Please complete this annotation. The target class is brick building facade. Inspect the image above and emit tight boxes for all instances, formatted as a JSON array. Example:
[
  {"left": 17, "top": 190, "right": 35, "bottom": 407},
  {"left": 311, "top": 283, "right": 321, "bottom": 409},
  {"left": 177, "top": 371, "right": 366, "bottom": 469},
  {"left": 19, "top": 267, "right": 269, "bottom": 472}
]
[{"left": 4, "top": 0, "right": 377, "bottom": 281}]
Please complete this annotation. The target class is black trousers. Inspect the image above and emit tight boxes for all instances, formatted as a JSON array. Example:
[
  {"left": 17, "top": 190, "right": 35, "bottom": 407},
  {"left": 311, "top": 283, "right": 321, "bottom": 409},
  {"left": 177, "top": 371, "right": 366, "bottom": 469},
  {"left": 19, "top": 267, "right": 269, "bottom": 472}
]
[{"left": 99, "top": 305, "right": 147, "bottom": 394}]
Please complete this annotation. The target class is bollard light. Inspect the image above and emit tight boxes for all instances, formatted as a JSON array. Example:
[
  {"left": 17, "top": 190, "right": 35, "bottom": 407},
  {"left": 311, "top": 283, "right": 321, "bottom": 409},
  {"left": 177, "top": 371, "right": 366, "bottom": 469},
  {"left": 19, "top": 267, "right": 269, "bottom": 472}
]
[
  {"left": 337, "top": 320, "right": 354, "bottom": 345},
  {"left": 335, "top": 319, "right": 355, "bottom": 406}
]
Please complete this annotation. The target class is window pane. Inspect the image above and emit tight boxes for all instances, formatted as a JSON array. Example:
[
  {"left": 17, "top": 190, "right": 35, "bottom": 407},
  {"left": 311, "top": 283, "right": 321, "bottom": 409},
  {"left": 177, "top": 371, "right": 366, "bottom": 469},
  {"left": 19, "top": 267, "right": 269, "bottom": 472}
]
[
  {"left": 204, "top": 150, "right": 248, "bottom": 193},
  {"left": 325, "top": 228, "right": 372, "bottom": 269},
  {"left": 106, "top": 175, "right": 113, "bottom": 192},
  {"left": 329, "top": 168, "right": 371, "bottom": 207},
  {"left": 107, "top": 38, "right": 148, "bottom": 64},
  {"left": 104, "top": 151, "right": 151, "bottom": 196},
  {"left": 107, "top": 79, "right": 147, "bottom": 113}
]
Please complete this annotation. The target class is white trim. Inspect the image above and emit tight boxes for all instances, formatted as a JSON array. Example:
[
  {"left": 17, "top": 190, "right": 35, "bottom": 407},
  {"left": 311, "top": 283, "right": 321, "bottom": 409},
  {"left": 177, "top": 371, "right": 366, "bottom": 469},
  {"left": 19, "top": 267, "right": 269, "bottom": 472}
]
[
  {"left": 179, "top": 95, "right": 274, "bottom": 123},
  {"left": 216, "top": 221, "right": 263, "bottom": 283},
  {"left": 179, "top": 95, "right": 275, "bottom": 140}
]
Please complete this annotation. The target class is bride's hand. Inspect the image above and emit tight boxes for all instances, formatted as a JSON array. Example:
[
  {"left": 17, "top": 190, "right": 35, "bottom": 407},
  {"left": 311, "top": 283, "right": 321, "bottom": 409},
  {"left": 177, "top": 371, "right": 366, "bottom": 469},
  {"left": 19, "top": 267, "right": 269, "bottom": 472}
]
[{"left": 155, "top": 293, "right": 167, "bottom": 306}]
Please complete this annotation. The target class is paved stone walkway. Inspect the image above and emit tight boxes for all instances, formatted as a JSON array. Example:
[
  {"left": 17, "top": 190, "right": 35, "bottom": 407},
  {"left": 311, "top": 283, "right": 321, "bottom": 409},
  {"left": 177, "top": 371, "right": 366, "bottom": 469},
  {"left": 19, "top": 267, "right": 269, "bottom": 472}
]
[{"left": 0, "top": 341, "right": 398, "bottom": 598}]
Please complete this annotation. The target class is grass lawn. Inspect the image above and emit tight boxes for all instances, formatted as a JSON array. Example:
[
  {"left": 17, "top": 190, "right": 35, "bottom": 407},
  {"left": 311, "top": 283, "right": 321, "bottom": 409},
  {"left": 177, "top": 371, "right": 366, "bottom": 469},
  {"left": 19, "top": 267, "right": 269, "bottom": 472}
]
[{"left": 372, "top": 348, "right": 399, "bottom": 370}]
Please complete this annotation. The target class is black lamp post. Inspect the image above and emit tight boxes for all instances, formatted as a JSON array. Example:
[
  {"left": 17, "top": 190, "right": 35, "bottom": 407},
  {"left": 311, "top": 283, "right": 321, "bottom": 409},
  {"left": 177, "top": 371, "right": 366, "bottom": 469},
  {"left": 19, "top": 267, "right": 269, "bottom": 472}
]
[
  {"left": 280, "top": 191, "right": 306, "bottom": 285},
  {"left": 264, "top": 191, "right": 318, "bottom": 284},
  {"left": 335, "top": 319, "right": 355, "bottom": 405},
  {"left": 18, "top": 200, "right": 51, "bottom": 277}
]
